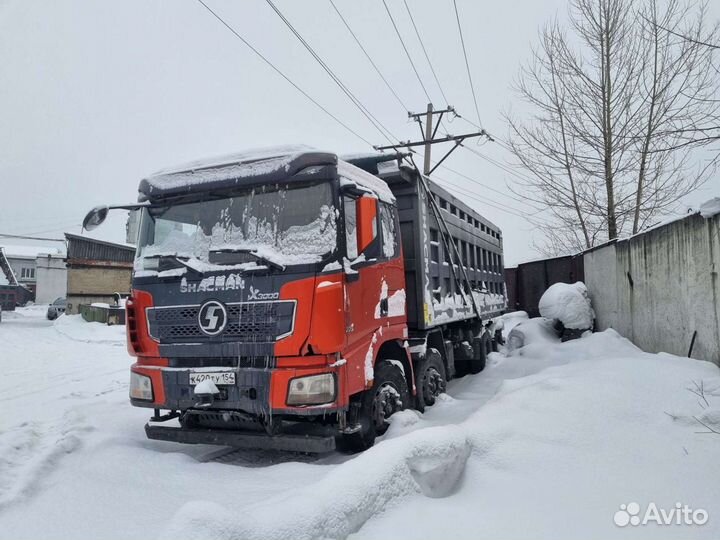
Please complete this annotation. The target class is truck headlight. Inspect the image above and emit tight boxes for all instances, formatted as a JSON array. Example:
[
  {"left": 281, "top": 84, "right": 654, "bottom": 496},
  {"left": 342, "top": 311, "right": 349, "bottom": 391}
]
[
  {"left": 130, "top": 372, "right": 153, "bottom": 401},
  {"left": 287, "top": 373, "right": 335, "bottom": 406}
]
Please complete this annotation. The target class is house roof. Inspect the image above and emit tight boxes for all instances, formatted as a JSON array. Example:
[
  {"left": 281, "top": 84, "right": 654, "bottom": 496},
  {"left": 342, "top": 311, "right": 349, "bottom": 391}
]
[
  {"left": 65, "top": 233, "right": 135, "bottom": 264},
  {"left": 1, "top": 244, "right": 65, "bottom": 260}
]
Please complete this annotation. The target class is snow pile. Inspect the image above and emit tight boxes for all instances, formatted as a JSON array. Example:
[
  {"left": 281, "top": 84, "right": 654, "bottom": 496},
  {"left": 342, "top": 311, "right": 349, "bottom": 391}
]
[
  {"left": 505, "top": 317, "right": 559, "bottom": 353},
  {"left": 699, "top": 197, "right": 720, "bottom": 218},
  {"left": 496, "top": 310, "right": 529, "bottom": 340},
  {"left": 53, "top": 314, "right": 126, "bottom": 345},
  {"left": 13, "top": 304, "right": 49, "bottom": 316},
  {"left": 193, "top": 379, "right": 219, "bottom": 395},
  {"left": 160, "top": 431, "right": 471, "bottom": 540},
  {"left": 158, "top": 330, "right": 720, "bottom": 540},
  {"left": 149, "top": 145, "right": 316, "bottom": 177},
  {"left": 353, "top": 332, "right": 720, "bottom": 539},
  {"left": 539, "top": 281, "right": 595, "bottom": 329},
  {"left": 337, "top": 160, "right": 395, "bottom": 203},
  {"left": 4, "top": 303, "right": 720, "bottom": 540}
]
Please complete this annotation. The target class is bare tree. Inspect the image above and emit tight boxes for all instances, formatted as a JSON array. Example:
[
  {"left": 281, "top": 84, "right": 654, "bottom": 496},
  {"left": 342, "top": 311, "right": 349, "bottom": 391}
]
[
  {"left": 507, "top": 0, "right": 719, "bottom": 253},
  {"left": 646, "top": 9, "right": 720, "bottom": 154}
]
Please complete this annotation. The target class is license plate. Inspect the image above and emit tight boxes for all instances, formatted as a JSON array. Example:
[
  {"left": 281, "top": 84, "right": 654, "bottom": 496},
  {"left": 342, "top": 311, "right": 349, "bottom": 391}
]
[{"left": 189, "top": 372, "right": 236, "bottom": 386}]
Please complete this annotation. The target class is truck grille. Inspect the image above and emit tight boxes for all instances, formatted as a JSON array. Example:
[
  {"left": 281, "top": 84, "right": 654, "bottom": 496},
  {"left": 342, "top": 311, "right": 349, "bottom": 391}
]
[{"left": 146, "top": 301, "right": 295, "bottom": 343}]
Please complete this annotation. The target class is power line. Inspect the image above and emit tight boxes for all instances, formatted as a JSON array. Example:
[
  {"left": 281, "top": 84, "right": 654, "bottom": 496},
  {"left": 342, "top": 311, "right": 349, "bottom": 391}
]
[
  {"left": 329, "top": 0, "right": 409, "bottom": 113},
  {"left": 452, "top": 0, "right": 483, "bottom": 128},
  {"left": 195, "top": 0, "right": 373, "bottom": 147},
  {"left": 461, "top": 140, "right": 608, "bottom": 217},
  {"left": 0, "top": 233, "right": 66, "bottom": 243},
  {"left": 381, "top": 0, "right": 433, "bottom": 103},
  {"left": 402, "top": 0, "right": 449, "bottom": 106},
  {"left": 408, "top": 149, "right": 551, "bottom": 222},
  {"left": 434, "top": 177, "right": 534, "bottom": 218},
  {"left": 455, "top": 114, "right": 515, "bottom": 153},
  {"left": 265, "top": 0, "right": 398, "bottom": 144},
  {"left": 435, "top": 161, "right": 544, "bottom": 212},
  {"left": 12, "top": 221, "right": 82, "bottom": 237},
  {"left": 434, "top": 176, "right": 544, "bottom": 222},
  {"left": 432, "top": 175, "right": 552, "bottom": 226},
  {"left": 460, "top": 143, "right": 539, "bottom": 184}
]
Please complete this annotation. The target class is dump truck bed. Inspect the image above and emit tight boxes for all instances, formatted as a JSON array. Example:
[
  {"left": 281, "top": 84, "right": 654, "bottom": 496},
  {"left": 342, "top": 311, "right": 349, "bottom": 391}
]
[{"left": 344, "top": 156, "right": 507, "bottom": 330}]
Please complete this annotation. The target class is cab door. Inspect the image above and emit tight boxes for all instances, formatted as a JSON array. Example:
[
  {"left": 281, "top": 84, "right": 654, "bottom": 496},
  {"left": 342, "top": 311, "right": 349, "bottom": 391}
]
[{"left": 342, "top": 194, "right": 405, "bottom": 391}]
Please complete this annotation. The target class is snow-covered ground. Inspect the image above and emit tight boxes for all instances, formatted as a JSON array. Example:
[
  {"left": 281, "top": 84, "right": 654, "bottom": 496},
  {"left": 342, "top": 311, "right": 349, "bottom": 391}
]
[{"left": 1, "top": 308, "right": 719, "bottom": 540}]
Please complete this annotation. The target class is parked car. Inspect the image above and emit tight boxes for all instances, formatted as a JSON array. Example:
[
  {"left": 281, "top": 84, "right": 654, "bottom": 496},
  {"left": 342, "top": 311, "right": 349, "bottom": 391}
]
[{"left": 46, "top": 297, "right": 67, "bottom": 320}]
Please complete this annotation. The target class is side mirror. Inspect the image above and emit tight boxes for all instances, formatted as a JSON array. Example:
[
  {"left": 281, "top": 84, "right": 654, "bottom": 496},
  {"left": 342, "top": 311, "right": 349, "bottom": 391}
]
[
  {"left": 82, "top": 205, "right": 109, "bottom": 231},
  {"left": 356, "top": 196, "right": 378, "bottom": 254}
]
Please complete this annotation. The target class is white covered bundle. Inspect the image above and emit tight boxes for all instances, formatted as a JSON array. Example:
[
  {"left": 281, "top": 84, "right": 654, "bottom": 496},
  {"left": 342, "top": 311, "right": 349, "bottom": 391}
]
[{"left": 538, "top": 281, "right": 595, "bottom": 330}]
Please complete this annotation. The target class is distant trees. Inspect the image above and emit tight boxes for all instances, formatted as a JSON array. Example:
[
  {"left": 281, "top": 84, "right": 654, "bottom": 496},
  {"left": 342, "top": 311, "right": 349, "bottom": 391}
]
[{"left": 507, "top": 0, "right": 719, "bottom": 254}]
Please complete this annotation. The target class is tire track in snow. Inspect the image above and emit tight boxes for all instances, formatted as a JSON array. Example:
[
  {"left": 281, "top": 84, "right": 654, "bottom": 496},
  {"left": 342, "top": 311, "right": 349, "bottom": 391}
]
[{"left": 0, "top": 410, "right": 94, "bottom": 512}]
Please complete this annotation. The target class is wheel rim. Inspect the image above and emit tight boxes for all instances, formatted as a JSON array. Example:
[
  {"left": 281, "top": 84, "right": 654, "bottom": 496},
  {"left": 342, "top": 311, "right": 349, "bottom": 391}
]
[
  {"left": 371, "top": 382, "right": 403, "bottom": 430},
  {"left": 422, "top": 366, "right": 447, "bottom": 403}
]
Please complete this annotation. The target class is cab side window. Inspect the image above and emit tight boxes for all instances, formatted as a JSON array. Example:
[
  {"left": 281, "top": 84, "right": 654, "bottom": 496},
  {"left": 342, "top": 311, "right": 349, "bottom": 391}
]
[
  {"left": 343, "top": 195, "right": 358, "bottom": 260},
  {"left": 379, "top": 203, "right": 399, "bottom": 259}
]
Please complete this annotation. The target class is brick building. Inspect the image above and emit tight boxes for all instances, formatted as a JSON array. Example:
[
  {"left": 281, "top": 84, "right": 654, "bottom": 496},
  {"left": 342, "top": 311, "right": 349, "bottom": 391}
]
[{"left": 64, "top": 233, "right": 135, "bottom": 314}]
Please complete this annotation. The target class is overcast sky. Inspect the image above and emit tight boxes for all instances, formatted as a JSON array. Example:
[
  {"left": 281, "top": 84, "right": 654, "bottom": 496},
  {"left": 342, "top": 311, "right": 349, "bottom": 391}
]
[{"left": 1, "top": 0, "right": 718, "bottom": 265}]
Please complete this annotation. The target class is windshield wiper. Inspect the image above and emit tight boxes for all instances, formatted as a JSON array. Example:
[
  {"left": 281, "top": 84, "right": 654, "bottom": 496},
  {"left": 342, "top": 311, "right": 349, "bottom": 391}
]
[
  {"left": 209, "top": 248, "right": 286, "bottom": 271},
  {"left": 142, "top": 254, "right": 204, "bottom": 277}
]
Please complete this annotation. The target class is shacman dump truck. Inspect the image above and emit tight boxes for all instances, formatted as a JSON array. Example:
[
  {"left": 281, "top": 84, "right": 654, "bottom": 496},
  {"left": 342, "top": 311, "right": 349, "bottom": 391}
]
[{"left": 83, "top": 147, "right": 507, "bottom": 452}]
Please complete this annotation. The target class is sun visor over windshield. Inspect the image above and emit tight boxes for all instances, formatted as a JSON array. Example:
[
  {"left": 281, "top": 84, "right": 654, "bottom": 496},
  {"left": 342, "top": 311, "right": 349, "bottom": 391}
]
[{"left": 138, "top": 150, "right": 338, "bottom": 203}]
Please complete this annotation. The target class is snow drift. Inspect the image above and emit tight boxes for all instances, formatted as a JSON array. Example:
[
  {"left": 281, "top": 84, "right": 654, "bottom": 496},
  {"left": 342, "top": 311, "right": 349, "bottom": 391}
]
[
  {"left": 3, "top": 306, "right": 720, "bottom": 540},
  {"left": 53, "top": 314, "right": 126, "bottom": 345},
  {"left": 505, "top": 317, "right": 559, "bottom": 353},
  {"left": 699, "top": 197, "right": 720, "bottom": 219},
  {"left": 160, "top": 331, "right": 720, "bottom": 540}
]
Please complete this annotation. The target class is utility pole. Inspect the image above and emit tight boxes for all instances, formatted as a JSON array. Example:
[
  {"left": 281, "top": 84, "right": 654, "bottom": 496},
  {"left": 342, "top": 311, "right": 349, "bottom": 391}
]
[
  {"left": 374, "top": 104, "right": 490, "bottom": 176},
  {"left": 422, "top": 103, "right": 433, "bottom": 175}
]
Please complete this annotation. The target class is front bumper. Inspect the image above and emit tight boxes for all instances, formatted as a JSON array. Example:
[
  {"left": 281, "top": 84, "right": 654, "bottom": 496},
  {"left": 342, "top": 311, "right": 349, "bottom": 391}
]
[
  {"left": 130, "top": 355, "right": 347, "bottom": 416},
  {"left": 145, "top": 423, "right": 336, "bottom": 453}
]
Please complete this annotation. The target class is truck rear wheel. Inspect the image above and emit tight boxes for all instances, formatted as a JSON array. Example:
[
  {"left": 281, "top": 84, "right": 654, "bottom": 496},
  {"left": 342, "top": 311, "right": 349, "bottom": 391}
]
[
  {"left": 416, "top": 348, "right": 447, "bottom": 409},
  {"left": 469, "top": 335, "right": 488, "bottom": 374},
  {"left": 337, "top": 360, "right": 409, "bottom": 453}
]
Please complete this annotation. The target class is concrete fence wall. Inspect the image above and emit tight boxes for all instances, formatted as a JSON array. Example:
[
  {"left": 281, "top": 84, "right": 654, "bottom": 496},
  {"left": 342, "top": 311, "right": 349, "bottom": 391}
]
[{"left": 584, "top": 213, "right": 720, "bottom": 365}]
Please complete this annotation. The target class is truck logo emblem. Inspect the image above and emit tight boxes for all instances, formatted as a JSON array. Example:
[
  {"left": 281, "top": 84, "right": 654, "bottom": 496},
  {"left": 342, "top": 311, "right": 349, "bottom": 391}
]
[
  {"left": 248, "top": 285, "right": 279, "bottom": 301},
  {"left": 197, "top": 300, "right": 227, "bottom": 336}
]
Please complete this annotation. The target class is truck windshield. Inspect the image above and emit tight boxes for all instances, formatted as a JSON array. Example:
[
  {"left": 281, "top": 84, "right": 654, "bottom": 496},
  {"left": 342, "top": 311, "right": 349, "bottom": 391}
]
[{"left": 135, "top": 181, "right": 337, "bottom": 271}]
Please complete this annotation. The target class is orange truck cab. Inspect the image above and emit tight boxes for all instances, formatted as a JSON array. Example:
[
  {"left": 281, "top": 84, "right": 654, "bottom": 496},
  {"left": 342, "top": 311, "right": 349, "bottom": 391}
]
[{"left": 84, "top": 147, "right": 507, "bottom": 452}]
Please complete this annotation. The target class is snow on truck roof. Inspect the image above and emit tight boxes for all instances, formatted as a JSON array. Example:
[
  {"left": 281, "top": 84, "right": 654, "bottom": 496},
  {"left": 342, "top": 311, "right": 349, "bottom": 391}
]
[{"left": 138, "top": 146, "right": 395, "bottom": 203}]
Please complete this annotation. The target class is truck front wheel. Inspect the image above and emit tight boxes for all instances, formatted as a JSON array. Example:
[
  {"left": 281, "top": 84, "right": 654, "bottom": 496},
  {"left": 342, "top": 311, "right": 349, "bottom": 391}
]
[{"left": 337, "top": 360, "right": 409, "bottom": 453}]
